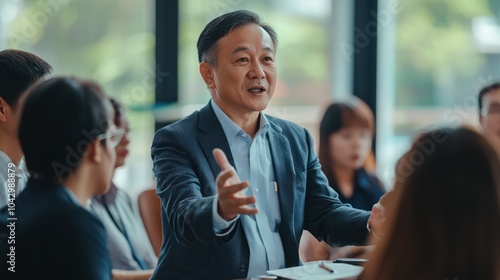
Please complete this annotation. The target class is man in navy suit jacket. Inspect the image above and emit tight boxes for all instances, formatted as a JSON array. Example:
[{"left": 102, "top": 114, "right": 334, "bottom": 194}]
[{"left": 151, "top": 10, "right": 383, "bottom": 280}]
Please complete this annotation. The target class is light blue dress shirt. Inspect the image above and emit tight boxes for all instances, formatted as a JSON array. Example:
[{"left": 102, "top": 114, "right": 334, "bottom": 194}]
[
  {"left": 0, "top": 151, "right": 28, "bottom": 209},
  {"left": 210, "top": 99, "right": 285, "bottom": 277}
]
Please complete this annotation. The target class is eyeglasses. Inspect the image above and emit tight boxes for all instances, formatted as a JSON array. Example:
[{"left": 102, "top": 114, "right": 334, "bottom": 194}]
[{"left": 96, "top": 128, "right": 125, "bottom": 148}]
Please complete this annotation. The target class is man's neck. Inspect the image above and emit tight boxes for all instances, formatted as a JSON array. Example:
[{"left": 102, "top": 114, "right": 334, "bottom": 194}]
[
  {"left": 239, "top": 116, "right": 260, "bottom": 138},
  {"left": 221, "top": 107, "right": 261, "bottom": 137},
  {"left": 0, "top": 135, "right": 23, "bottom": 164}
]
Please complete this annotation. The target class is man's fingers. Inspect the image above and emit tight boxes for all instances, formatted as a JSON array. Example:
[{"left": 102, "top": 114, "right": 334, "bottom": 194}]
[
  {"left": 227, "top": 197, "right": 258, "bottom": 215},
  {"left": 218, "top": 192, "right": 258, "bottom": 219},
  {"left": 218, "top": 181, "right": 249, "bottom": 196},
  {"left": 226, "top": 195, "right": 256, "bottom": 206},
  {"left": 217, "top": 168, "right": 239, "bottom": 187},
  {"left": 371, "top": 202, "right": 384, "bottom": 218},
  {"left": 213, "top": 148, "right": 231, "bottom": 171},
  {"left": 238, "top": 205, "right": 259, "bottom": 215}
]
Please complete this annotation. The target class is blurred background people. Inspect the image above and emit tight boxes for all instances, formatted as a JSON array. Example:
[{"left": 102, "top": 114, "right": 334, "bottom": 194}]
[
  {"left": 0, "top": 49, "right": 52, "bottom": 208},
  {"left": 479, "top": 82, "right": 500, "bottom": 157},
  {"left": 90, "top": 98, "right": 157, "bottom": 275},
  {"left": 318, "top": 98, "right": 385, "bottom": 210},
  {"left": 0, "top": 77, "right": 118, "bottom": 279},
  {"left": 361, "top": 127, "right": 500, "bottom": 280},
  {"left": 300, "top": 98, "right": 384, "bottom": 261}
]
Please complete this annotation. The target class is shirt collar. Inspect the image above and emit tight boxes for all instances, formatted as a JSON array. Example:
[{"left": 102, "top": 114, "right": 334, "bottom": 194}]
[
  {"left": 210, "top": 99, "right": 270, "bottom": 143},
  {"left": 0, "top": 150, "right": 28, "bottom": 176}
]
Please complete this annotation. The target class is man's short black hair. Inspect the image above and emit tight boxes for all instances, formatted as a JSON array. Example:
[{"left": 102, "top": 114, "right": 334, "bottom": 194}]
[
  {"left": 478, "top": 82, "right": 500, "bottom": 114},
  {"left": 19, "top": 77, "right": 113, "bottom": 181},
  {"left": 0, "top": 49, "right": 52, "bottom": 110},
  {"left": 196, "top": 10, "right": 278, "bottom": 66}
]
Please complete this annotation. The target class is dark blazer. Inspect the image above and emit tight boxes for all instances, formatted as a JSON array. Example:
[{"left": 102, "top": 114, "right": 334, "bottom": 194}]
[
  {"left": 0, "top": 178, "right": 111, "bottom": 280},
  {"left": 150, "top": 102, "right": 370, "bottom": 279}
]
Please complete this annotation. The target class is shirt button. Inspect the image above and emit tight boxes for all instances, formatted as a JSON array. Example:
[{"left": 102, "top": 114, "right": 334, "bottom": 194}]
[{"left": 255, "top": 188, "right": 259, "bottom": 192}]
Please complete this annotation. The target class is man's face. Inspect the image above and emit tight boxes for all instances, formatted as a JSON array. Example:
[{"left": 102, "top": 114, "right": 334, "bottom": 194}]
[
  {"left": 480, "top": 89, "right": 500, "bottom": 153},
  {"left": 202, "top": 24, "right": 277, "bottom": 119}
]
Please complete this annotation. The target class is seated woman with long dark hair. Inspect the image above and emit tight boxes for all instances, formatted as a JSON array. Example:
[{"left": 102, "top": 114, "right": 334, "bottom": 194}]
[
  {"left": 361, "top": 127, "right": 500, "bottom": 280},
  {"left": 0, "top": 77, "right": 122, "bottom": 280}
]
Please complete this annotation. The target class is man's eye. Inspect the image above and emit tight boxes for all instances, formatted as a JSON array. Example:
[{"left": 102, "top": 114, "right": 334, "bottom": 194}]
[
  {"left": 264, "top": 57, "right": 273, "bottom": 62},
  {"left": 237, "top": 58, "right": 249, "bottom": 62}
]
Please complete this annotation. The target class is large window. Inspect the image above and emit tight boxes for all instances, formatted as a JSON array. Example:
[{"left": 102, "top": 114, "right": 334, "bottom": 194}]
[
  {"left": 2, "top": 0, "right": 156, "bottom": 197},
  {"left": 4, "top": 0, "right": 497, "bottom": 192},
  {"left": 377, "top": 0, "right": 499, "bottom": 184}
]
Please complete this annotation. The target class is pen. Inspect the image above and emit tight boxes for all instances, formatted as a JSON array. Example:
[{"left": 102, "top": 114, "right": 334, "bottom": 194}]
[
  {"left": 274, "top": 182, "right": 278, "bottom": 192},
  {"left": 318, "top": 261, "right": 334, "bottom": 273}
]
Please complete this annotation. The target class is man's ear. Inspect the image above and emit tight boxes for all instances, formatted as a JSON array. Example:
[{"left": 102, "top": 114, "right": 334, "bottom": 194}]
[
  {"left": 86, "top": 139, "right": 103, "bottom": 164},
  {"left": 479, "top": 115, "right": 485, "bottom": 130},
  {"left": 199, "top": 62, "right": 216, "bottom": 89},
  {"left": 0, "top": 98, "right": 9, "bottom": 122}
]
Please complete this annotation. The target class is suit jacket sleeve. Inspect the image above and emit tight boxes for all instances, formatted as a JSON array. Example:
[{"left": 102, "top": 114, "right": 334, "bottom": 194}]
[
  {"left": 300, "top": 128, "right": 370, "bottom": 246},
  {"left": 151, "top": 123, "right": 232, "bottom": 246}
]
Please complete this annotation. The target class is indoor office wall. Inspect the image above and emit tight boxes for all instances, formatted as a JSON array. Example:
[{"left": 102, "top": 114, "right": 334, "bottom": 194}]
[
  {"left": 1, "top": 0, "right": 156, "bottom": 199},
  {"left": 377, "top": 0, "right": 500, "bottom": 185}
]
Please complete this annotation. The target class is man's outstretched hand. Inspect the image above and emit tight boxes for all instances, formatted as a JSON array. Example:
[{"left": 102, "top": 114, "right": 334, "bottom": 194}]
[{"left": 213, "top": 148, "right": 258, "bottom": 221}]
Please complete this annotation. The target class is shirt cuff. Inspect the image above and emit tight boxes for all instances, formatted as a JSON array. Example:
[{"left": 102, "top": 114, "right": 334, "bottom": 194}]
[{"left": 212, "top": 194, "right": 239, "bottom": 236}]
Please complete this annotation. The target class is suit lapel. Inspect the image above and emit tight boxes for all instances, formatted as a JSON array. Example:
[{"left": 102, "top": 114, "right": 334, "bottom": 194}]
[
  {"left": 197, "top": 103, "right": 235, "bottom": 178},
  {"left": 267, "top": 119, "right": 297, "bottom": 249}
]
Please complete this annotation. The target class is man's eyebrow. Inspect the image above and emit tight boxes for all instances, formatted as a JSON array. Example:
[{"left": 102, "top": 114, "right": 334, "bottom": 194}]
[{"left": 231, "top": 46, "right": 275, "bottom": 55}]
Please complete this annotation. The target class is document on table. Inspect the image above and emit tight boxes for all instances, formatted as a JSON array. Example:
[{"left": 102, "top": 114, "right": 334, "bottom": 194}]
[{"left": 267, "top": 261, "right": 363, "bottom": 280}]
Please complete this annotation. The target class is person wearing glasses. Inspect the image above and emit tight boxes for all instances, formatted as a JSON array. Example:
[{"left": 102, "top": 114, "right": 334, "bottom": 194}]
[
  {"left": 479, "top": 82, "right": 500, "bottom": 157},
  {"left": 90, "top": 99, "right": 157, "bottom": 278},
  {"left": 0, "top": 49, "right": 52, "bottom": 209},
  {"left": 0, "top": 77, "right": 119, "bottom": 280}
]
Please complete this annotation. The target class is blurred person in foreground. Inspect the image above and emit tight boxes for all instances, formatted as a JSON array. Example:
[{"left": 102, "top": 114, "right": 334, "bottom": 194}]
[
  {"left": 90, "top": 98, "right": 157, "bottom": 279},
  {"left": 0, "top": 49, "right": 52, "bottom": 208},
  {"left": 479, "top": 82, "right": 500, "bottom": 157},
  {"left": 0, "top": 77, "right": 120, "bottom": 279},
  {"left": 300, "top": 98, "right": 385, "bottom": 261},
  {"left": 360, "top": 127, "right": 500, "bottom": 280},
  {"left": 151, "top": 9, "right": 384, "bottom": 279}
]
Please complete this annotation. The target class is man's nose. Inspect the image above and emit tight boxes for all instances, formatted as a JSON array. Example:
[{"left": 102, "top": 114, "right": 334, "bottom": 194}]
[{"left": 248, "top": 61, "right": 265, "bottom": 79}]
